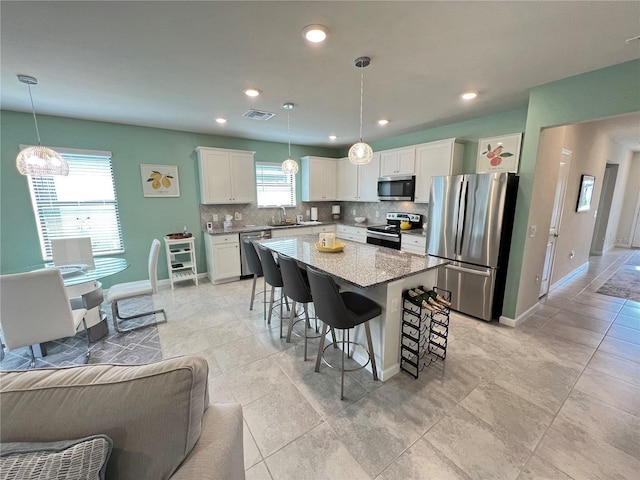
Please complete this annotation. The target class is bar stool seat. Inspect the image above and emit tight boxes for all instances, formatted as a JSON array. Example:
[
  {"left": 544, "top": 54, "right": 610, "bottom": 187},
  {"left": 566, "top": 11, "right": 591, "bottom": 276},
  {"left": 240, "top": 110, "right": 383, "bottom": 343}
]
[
  {"left": 306, "top": 266, "right": 381, "bottom": 400},
  {"left": 242, "top": 239, "right": 267, "bottom": 319},
  {"left": 256, "top": 243, "right": 289, "bottom": 327}
]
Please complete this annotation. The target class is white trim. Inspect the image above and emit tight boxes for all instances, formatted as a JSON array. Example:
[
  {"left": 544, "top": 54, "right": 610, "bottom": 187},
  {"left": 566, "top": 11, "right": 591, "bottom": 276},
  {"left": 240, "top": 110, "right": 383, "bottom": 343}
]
[
  {"left": 499, "top": 301, "right": 540, "bottom": 327},
  {"left": 20, "top": 144, "right": 112, "bottom": 158}
]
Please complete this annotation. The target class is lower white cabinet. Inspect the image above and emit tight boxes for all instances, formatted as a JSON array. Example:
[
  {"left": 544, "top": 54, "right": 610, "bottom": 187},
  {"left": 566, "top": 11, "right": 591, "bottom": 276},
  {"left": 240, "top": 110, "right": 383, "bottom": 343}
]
[
  {"left": 312, "top": 224, "right": 336, "bottom": 234},
  {"left": 204, "top": 233, "right": 240, "bottom": 284},
  {"left": 336, "top": 225, "right": 367, "bottom": 243},
  {"left": 271, "top": 224, "right": 336, "bottom": 238},
  {"left": 401, "top": 233, "right": 427, "bottom": 255}
]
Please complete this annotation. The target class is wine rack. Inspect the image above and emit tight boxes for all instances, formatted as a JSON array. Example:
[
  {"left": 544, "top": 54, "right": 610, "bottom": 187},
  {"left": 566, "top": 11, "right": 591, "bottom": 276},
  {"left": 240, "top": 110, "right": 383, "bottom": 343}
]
[{"left": 400, "top": 286, "right": 451, "bottom": 379}]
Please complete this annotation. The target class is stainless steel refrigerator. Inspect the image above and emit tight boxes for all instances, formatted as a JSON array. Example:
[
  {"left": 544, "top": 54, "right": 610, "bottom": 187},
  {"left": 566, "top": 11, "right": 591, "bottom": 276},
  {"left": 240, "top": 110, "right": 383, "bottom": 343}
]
[{"left": 426, "top": 172, "right": 518, "bottom": 321}]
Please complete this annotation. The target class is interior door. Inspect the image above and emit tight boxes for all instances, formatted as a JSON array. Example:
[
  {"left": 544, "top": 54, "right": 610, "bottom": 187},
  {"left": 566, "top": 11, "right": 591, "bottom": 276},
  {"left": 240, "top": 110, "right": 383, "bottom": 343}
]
[{"left": 540, "top": 149, "right": 571, "bottom": 297}]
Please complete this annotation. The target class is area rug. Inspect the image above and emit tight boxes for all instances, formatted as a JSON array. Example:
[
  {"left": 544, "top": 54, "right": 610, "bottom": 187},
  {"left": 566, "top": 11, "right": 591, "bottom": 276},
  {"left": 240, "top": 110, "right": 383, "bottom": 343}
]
[
  {"left": 597, "top": 264, "right": 640, "bottom": 302},
  {"left": 1, "top": 296, "right": 163, "bottom": 371}
]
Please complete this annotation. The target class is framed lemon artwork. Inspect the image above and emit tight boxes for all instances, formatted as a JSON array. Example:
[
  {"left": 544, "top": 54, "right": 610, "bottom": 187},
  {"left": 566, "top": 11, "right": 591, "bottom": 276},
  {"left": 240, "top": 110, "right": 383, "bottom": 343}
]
[{"left": 141, "top": 164, "right": 180, "bottom": 197}]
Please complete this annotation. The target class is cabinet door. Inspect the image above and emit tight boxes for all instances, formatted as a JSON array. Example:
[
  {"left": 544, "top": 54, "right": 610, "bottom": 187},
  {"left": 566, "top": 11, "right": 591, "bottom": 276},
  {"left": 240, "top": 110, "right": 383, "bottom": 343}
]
[
  {"left": 305, "top": 157, "right": 325, "bottom": 201},
  {"left": 414, "top": 140, "right": 461, "bottom": 203},
  {"left": 337, "top": 158, "right": 358, "bottom": 201},
  {"left": 230, "top": 151, "right": 256, "bottom": 203},
  {"left": 213, "top": 242, "right": 240, "bottom": 280},
  {"left": 379, "top": 150, "right": 399, "bottom": 176},
  {"left": 322, "top": 159, "right": 337, "bottom": 200},
  {"left": 198, "top": 149, "right": 232, "bottom": 203},
  {"left": 397, "top": 148, "right": 416, "bottom": 175},
  {"left": 358, "top": 153, "right": 380, "bottom": 201}
]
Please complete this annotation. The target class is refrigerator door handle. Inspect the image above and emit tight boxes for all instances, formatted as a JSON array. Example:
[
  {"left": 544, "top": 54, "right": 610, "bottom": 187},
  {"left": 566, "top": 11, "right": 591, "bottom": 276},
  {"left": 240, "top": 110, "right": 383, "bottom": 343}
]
[
  {"left": 444, "top": 264, "right": 491, "bottom": 277},
  {"left": 456, "top": 180, "right": 468, "bottom": 255}
]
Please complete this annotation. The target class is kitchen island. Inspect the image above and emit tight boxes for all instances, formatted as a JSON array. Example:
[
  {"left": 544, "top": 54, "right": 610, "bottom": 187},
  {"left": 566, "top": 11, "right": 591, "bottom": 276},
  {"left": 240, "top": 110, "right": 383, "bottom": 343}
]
[{"left": 258, "top": 235, "right": 448, "bottom": 380}]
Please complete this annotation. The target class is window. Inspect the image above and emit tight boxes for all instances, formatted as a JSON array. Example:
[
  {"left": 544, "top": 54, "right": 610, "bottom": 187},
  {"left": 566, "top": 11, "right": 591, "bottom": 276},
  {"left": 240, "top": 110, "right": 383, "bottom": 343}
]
[
  {"left": 255, "top": 162, "right": 296, "bottom": 207},
  {"left": 26, "top": 147, "right": 124, "bottom": 260}
]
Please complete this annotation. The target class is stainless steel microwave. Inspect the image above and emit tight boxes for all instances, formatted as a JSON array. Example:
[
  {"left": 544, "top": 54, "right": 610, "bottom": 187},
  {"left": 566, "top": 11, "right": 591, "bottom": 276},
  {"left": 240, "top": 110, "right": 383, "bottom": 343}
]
[{"left": 377, "top": 175, "right": 415, "bottom": 201}]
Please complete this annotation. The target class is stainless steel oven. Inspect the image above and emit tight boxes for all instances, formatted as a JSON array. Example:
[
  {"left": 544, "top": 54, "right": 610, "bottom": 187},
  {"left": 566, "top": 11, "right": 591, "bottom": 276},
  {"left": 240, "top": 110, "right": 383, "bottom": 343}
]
[
  {"left": 366, "top": 212, "right": 423, "bottom": 250},
  {"left": 366, "top": 228, "right": 401, "bottom": 249}
]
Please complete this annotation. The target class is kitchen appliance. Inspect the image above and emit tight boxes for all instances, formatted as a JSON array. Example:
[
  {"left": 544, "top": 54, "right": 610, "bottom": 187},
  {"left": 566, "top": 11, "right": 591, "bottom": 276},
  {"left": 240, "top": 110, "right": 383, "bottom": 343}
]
[
  {"left": 427, "top": 172, "right": 518, "bottom": 321},
  {"left": 366, "top": 212, "right": 422, "bottom": 250},
  {"left": 239, "top": 229, "right": 271, "bottom": 278},
  {"left": 310, "top": 206, "right": 318, "bottom": 221},
  {"left": 377, "top": 175, "right": 415, "bottom": 201}
]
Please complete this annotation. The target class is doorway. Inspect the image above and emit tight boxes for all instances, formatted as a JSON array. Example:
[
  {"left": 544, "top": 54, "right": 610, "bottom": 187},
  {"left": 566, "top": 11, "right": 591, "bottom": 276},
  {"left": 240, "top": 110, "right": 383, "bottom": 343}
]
[
  {"left": 632, "top": 191, "right": 640, "bottom": 247},
  {"left": 590, "top": 163, "right": 619, "bottom": 255},
  {"left": 540, "top": 148, "right": 572, "bottom": 298}
]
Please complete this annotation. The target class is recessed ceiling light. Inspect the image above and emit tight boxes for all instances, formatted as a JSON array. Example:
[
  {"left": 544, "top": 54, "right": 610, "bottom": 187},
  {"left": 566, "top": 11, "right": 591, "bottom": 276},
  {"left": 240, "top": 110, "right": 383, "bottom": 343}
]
[
  {"left": 302, "top": 24, "right": 329, "bottom": 43},
  {"left": 328, "top": 135, "right": 338, "bottom": 140},
  {"left": 377, "top": 119, "right": 390, "bottom": 126},
  {"left": 215, "top": 117, "right": 227, "bottom": 124},
  {"left": 461, "top": 91, "right": 478, "bottom": 100},
  {"left": 244, "top": 88, "right": 261, "bottom": 97}
]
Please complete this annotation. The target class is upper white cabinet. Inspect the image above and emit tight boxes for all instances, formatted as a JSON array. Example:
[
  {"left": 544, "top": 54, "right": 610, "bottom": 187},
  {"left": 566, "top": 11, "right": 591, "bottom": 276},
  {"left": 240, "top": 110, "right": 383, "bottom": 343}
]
[
  {"left": 413, "top": 138, "right": 464, "bottom": 203},
  {"left": 336, "top": 153, "right": 380, "bottom": 202},
  {"left": 379, "top": 147, "right": 415, "bottom": 176},
  {"left": 196, "top": 146, "right": 256, "bottom": 204},
  {"left": 301, "top": 156, "right": 338, "bottom": 201}
]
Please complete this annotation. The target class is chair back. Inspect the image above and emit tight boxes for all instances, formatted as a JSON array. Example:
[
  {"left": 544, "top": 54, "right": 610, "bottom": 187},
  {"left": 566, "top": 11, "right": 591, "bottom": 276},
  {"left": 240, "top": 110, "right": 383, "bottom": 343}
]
[
  {"left": 256, "top": 244, "right": 283, "bottom": 287},
  {"left": 0, "top": 269, "right": 78, "bottom": 350},
  {"left": 278, "top": 254, "right": 311, "bottom": 303},
  {"left": 306, "top": 266, "right": 353, "bottom": 330},
  {"left": 148, "top": 239, "right": 161, "bottom": 293},
  {"left": 243, "top": 239, "right": 263, "bottom": 276},
  {"left": 52, "top": 236, "right": 95, "bottom": 269}
]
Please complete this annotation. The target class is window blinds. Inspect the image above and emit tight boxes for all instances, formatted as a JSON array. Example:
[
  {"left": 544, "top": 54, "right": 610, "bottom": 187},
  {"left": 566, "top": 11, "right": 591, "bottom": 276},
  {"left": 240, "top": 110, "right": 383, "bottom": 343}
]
[
  {"left": 255, "top": 162, "right": 296, "bottom": 207},
  {"left": 27, "top": 150, "right": 125, "bottom": 260}
]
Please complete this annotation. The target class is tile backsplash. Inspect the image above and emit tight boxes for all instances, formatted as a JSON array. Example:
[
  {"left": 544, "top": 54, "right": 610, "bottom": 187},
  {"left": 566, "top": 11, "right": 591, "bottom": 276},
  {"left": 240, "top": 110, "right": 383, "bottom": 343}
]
[{"left": 199, "top": 201, "right": 428, "bottom": 230}]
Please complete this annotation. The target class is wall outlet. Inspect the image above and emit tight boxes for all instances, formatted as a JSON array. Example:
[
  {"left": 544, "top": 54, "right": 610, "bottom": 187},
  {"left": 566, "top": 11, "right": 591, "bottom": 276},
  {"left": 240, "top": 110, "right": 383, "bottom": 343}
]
[
  {"left": 306, "top": 209, "right": 310, "bottom": 216},
  {"left": 391, "top": 298, "right": 398, "bottom": 312},
  {"left": 529, "top": 225, "right": 537, "bottom": 238},
  {"left": 375, "top": 211, "right": 380, "bottom": 218},
  {"left": 235, "top": 212, "right": 242, "bottom": 221},
  {"left": 535, "top": 274, "right": 540, "bottom": 285},
  {"left": 212, "top": 214, "right": 219, "bottom": 222},
  {"left": 352, "top": 209, "right": 356, "bottom": 215}
]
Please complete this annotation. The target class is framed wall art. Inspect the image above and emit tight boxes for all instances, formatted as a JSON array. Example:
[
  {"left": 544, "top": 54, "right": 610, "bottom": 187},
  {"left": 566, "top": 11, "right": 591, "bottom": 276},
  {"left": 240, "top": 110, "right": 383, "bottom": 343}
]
[
  {"left": 141, "top": 164, "right": 180, "bottom": 197},
  {"left": 476, "top": 133, "right": 523, "bottom": 174},
  {"left": 576, "top": 174, "right": 595, "bottom": 213}
]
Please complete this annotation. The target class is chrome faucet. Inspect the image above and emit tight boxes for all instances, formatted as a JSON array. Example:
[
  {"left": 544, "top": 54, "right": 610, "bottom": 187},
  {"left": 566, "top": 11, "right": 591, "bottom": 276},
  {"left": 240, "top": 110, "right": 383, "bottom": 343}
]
[{"left": 279, "top": 206, "right": 286, "bottom": 224}]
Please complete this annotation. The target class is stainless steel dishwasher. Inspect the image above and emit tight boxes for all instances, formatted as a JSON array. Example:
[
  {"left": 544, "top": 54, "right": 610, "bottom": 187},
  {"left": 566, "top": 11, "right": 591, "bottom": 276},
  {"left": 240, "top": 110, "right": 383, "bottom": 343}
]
[{"left": 239, "top": 229, "right": 272, "bottom": 278}]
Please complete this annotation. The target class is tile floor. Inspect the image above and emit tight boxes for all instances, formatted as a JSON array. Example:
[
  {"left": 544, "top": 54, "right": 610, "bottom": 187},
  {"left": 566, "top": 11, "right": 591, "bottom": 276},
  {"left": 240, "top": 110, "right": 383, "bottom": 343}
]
[{"left": 153, "top": 248, "right": 639, "bottom": 480}]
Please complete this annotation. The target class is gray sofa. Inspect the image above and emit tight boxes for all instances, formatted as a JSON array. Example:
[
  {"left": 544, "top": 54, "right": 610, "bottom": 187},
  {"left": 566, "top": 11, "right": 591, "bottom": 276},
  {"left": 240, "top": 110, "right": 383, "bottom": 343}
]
[{"left": 0, "top": 355, "right": 244, "bottom": 479}]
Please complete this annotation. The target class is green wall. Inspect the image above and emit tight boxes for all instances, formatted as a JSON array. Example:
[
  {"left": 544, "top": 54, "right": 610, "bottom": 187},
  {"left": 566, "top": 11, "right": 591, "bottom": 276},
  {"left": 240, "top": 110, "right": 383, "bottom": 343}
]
[{"left": 0, "top": 111, "right": 335, "bottom": 287}]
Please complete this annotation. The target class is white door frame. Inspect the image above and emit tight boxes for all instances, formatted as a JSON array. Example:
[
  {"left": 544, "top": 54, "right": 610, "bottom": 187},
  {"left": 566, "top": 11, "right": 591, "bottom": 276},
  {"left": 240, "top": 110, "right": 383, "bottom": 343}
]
[{"left": 631, "top": 190, "right": 640, "bottom": 247}]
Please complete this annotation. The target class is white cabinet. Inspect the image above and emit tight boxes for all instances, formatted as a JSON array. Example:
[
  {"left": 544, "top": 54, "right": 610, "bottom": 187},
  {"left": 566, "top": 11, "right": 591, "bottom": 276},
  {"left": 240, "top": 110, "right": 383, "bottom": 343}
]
[
  {"left": 196, "top": 146, "right": 256, "bottom": 204},
  {"left": 164, "top": 236, "right": 198, "bottom": 290},
  {"left": 414, "top": 139, "right": 464, "bottom": 203},
  {"left": 336, "top": 224, "right": 367, "bottom": 244},
  {"left": 337, "top": 154, "right": 380, "bottom": 202},
  {"left": 401, "top": 233, "right": 426, "bottom": 255},
  {"left": 301, "top": 156, "right": 338, "bottom": 201},
  {"left": 204, "top": 233, "right": 240, "bottom": 284},
  {"left": 312, "top": 224, "right": 336, "bottom": 234},
  {"left": 379, "top": 147, "right": 415, "bottom": 176},
  {"left": 271, "top": 227, "right": 314, "bottom": 238}
]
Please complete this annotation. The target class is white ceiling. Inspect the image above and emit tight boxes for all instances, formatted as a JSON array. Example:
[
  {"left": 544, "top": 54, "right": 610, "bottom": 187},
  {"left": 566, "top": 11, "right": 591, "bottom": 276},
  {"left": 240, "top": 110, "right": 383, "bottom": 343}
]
[{"left": 2, "top": 1, "right": 639, "bottom": 150}]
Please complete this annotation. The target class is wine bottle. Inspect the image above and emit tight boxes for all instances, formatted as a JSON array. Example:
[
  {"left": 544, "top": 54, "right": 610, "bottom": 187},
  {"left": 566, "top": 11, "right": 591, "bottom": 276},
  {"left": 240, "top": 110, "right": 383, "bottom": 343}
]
[
  {"left": 415, "top": 288, "right": 447, "bottom": 312},
  {"left": 419, "top": 287, "right": 451, "bottom": 307},
  {"left": 405, "top": 289, "right": 437, "bottom": 313}
]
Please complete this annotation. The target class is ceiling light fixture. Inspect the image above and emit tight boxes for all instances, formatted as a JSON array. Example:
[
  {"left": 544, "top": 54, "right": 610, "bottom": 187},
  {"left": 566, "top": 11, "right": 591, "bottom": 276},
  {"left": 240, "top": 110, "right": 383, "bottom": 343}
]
[
  {"left": 378, "top": 119, "right": 390, "bottom": 126},
  {"left": 329, "top": 135, "right": 338, "bottom": 141},
  {"left": 302, "top": 24, "right": 329, "bottom": 43},
  {"left": 461, "top": 91, "right": 478, "bottom": 100},
  {"left": 244, "top": 88, "right": 261, "bottom": 97},
  {"left": 281, "top": 103, "right": 299, "bottom": 175},
  {"left": 15, "top": 75, "right": 68, "bottom": 176},
  {"left": 348, "top": 56, "right": 373, "bottom": 165},
  {"left": 215, "top": 117, "right": 227, "bottom": 124}
]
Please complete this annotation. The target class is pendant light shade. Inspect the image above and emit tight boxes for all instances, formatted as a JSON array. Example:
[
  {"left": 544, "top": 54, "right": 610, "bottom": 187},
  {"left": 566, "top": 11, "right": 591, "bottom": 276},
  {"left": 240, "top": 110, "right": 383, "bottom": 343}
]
[
  {"left": 15, "top": 75, "right": 68, "bottom": 176},
  {"left": 281, "top": 103, "right": 299, "bottom": 175},
  {"left": 348, "top": 57, "right": 373, "bottom": 165}
]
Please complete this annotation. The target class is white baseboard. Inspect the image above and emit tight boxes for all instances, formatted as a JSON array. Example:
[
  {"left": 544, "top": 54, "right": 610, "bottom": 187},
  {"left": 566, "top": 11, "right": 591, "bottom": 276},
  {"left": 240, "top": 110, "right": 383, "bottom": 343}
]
[{"left": 499, "top": 302, "right": 539, "bottom": 327}]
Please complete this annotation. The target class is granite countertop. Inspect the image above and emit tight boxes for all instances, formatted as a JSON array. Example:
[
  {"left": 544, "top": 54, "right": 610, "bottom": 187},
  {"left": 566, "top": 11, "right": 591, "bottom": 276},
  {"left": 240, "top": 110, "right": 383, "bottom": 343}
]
[
  {"left": 258, "top": 234, "right": 447, "bottom": 288},
  {"left": 401, "top": 229, "right": 427, "bottom": 237},
  {"left": 205, "top": 222, "right": 333, "bottom": 235}
]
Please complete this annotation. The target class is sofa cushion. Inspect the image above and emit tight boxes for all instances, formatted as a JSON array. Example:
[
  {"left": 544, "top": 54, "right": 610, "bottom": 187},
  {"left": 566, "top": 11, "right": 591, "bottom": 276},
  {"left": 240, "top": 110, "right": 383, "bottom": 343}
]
[
  {"left": 0, "top": 434, "right": 112, "bottom": 480},
  {"left": 0, "top": 355, "right": 209, "bottom": 480}
]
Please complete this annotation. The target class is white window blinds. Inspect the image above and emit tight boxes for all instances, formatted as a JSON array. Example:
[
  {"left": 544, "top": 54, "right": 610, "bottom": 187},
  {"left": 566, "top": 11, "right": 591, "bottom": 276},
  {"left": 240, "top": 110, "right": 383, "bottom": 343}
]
[
  {"left": 255, "top": 162, "right": 296, "bottom": 207},
  {"left": 26, "top": 149, "right": 125, "bottom": 260}
]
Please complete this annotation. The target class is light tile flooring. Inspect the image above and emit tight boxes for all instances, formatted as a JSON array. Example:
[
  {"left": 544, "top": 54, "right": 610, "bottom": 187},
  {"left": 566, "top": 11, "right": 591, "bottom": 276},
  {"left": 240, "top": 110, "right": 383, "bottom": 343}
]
[{"left": 154, "top": 248, "right": 639, "bottom": 479}]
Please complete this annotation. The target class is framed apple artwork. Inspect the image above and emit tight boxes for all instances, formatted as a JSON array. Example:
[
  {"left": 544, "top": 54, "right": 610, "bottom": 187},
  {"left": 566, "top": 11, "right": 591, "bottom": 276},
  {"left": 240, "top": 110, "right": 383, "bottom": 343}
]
[{"left": 476, "top": 133, "right": 523, "bottom": 174}]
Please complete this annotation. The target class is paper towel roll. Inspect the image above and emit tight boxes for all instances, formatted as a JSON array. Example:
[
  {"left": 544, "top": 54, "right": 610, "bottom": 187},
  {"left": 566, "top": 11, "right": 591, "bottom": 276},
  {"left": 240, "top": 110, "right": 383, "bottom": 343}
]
[{"left": 310, "top": 207, "right": 318, "bottom": 221}]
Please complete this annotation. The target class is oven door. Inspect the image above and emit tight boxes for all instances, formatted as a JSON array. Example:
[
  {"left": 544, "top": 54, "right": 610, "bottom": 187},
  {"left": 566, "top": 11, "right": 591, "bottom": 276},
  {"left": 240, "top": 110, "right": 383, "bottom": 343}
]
[{"left": 366, "top": 230, "right": 401, "bottom": 250}]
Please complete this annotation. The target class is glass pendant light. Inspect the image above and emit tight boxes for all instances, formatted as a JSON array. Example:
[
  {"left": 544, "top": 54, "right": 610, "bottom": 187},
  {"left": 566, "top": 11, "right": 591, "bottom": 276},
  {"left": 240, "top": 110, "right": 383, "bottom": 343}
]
[
  {"left": 15, "top": 75, "right": 69, "bottom": 176},
  {"left": 281, "top": 103, "right": 299, "bottom": 175},
  {"left": 348, "top": 57, "right": 373, "bottom": 165}
]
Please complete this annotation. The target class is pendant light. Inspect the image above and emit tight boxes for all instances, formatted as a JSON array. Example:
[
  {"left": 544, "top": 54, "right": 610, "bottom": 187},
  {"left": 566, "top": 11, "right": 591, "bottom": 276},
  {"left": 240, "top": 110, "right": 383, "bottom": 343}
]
[
  {"left": 15, "top": 75, "right": 69, "bottom": 176},
  {"left": 281, "top": 102, "right": 299, "bottom": 175},
  {"left": 348, "top": 57, "right": 373, "bottom": 165}
]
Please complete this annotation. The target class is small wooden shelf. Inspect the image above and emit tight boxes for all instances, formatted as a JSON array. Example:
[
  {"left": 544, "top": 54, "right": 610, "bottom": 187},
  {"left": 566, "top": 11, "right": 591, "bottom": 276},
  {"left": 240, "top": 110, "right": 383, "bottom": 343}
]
[{"left": 164, "top": 236, "right": 198, "bottom": 290}]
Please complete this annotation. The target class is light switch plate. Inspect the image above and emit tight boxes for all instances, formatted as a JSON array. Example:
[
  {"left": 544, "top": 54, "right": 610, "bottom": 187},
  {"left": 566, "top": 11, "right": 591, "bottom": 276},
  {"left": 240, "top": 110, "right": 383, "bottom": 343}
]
[{"left": 529, "top": 225, "right": 537, "bottom": 238}]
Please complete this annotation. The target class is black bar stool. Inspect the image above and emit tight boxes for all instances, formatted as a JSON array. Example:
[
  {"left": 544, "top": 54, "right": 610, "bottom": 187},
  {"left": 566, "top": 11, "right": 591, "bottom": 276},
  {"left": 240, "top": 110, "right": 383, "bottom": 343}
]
[
  {"left": 306, "top": 266, "right": 381, "bottom": 400},
  {"left": 242, "top": 239, "right": 266, "bottom": 319},
  {"left": 256, "top": 244, "right": 289, "bottom": 326}
]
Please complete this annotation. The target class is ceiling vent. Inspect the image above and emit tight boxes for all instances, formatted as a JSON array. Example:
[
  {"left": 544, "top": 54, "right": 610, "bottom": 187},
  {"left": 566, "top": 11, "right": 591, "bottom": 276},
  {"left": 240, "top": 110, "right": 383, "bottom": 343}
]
[{"left": 242, "top": 109, "right": 276, "bottom": 121}]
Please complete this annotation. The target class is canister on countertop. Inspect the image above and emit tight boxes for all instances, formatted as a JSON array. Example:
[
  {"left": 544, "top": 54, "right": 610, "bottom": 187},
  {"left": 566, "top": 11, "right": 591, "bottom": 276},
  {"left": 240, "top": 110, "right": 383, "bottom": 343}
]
[
  {"left": 319, "top": 232, "right": 336, "bottom": 248},
  {"left": 310, "top": 206, "right": 318, "bottom": 221}
]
